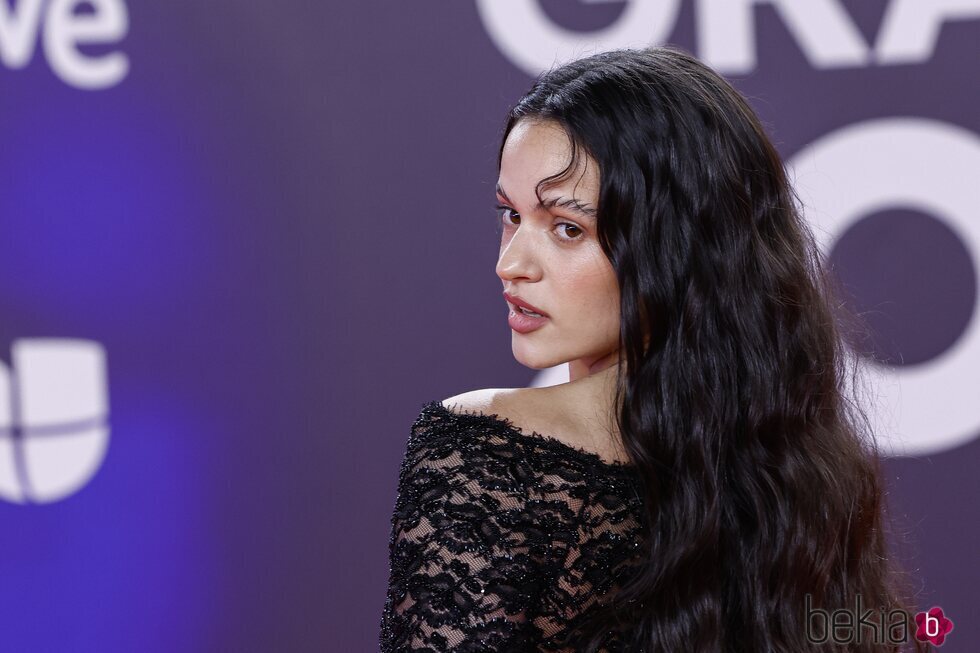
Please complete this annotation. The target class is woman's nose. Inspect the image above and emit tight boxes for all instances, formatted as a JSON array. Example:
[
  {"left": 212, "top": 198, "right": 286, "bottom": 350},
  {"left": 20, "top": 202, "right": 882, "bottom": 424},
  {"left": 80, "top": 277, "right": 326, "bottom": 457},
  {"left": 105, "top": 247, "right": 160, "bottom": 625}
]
[{"left": 495, "top": 225, "right": 542, "bottom": 282}]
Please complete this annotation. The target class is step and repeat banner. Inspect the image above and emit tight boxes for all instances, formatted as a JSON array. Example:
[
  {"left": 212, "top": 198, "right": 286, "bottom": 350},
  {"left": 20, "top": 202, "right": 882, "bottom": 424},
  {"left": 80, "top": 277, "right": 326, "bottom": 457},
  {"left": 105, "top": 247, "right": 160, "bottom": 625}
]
[{"left": 0, "top": 1, "right": 977, "bottom": 651}]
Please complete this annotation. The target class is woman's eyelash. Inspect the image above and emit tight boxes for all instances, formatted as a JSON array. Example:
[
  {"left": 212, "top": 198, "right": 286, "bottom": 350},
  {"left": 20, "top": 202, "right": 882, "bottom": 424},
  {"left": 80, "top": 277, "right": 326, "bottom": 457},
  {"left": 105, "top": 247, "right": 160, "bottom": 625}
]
[
  {"left": 495, "top": 204, "right": 518, "bottom": 221},
  {"left": 494, "top": 204, "right": 584, "bottom": 241}
]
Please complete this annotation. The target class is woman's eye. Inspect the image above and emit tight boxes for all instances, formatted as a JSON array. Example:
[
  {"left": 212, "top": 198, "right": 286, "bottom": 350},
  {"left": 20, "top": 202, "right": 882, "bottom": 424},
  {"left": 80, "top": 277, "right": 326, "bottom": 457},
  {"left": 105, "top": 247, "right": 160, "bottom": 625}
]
[
  {"left": 495, "top": 204, "right": 583, "bottom": 242},
  {"left": 557, "top": 223, "right": 582, "bottom": 240},
  {"left": 496, "top": 204, "right": 520, "bottom": 225}
]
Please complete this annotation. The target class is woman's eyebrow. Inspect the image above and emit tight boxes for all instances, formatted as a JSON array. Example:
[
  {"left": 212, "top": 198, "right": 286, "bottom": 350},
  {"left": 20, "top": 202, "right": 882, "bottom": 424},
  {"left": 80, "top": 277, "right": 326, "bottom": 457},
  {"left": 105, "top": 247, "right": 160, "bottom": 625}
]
[
  {"left": 543, "top": 195, "right": 597, "bottom": 219},
  {"left": 496, "top": 183, "right": 597, "bottom": 220}
]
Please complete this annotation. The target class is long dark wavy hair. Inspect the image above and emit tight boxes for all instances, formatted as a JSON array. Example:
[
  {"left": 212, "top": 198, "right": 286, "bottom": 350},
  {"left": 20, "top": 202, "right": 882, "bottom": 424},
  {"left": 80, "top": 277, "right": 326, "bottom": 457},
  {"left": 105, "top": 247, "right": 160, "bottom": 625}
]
[{"left": 496, "top": 46, "right": 927, "bottom": 652}]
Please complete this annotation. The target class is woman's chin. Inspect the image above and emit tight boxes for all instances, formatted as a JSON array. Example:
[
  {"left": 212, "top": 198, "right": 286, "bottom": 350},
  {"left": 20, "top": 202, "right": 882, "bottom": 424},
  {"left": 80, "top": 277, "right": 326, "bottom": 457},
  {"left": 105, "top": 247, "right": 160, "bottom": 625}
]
[{"left": 511, "top": 347, "right": 559, "bottom": 371}]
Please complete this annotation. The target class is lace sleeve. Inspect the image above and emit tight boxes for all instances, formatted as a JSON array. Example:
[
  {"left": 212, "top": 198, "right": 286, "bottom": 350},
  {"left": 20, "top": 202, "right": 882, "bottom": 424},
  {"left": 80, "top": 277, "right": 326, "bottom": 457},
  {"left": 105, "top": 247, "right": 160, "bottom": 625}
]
[
  {"left": 379, "top": 417, "right": 552, "bottom": 651},
  {"left": 379, "top": 401, "right": 647, "bottom": 652}
]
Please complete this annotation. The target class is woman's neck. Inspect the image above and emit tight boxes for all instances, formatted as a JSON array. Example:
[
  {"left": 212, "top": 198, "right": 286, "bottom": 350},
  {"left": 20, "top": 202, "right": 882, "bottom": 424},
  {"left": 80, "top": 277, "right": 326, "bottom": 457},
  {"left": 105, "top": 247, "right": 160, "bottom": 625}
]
[
  {"left": 549, "top": 352, "right": 625, "bottom": 442},
  {"left": 568, "top": 349, "right": 622, "bottom": 382}
]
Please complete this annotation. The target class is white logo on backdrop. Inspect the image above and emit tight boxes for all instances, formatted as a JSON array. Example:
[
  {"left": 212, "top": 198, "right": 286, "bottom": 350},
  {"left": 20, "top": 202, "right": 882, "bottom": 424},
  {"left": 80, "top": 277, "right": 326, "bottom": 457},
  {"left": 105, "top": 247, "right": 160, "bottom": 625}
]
[
  {"left": 531, "top": 118, "right": 980, "bottom": 457},
  {"left": 790, "top": 118, "right": 980, "bottom": 457},
  {"left": 476, "top": 0, "right": 680, "bottom": 78},
  {"left": 476, "top": 0, "right": 980, "bottom": 76},
  {"left": 0, "top": 0, "right": 129, "bottom": 89},
  {"left": 0, "top": 339, "right": 110, "bottom": 504}
]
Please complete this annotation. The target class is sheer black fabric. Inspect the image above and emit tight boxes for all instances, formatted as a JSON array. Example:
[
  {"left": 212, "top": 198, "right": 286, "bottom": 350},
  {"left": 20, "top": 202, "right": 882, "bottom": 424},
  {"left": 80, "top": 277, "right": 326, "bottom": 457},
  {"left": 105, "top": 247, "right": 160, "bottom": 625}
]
[{"left": 380, "top": 400, "right": 648, "bottom": 652}]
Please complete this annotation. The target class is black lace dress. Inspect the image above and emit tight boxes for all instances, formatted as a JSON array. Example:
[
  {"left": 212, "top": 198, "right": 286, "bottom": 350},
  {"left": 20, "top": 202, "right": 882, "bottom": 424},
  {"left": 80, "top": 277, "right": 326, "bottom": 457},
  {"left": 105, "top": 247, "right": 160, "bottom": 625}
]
[{"left": 379, "top": 400, "right": 648, "bottom": 652}]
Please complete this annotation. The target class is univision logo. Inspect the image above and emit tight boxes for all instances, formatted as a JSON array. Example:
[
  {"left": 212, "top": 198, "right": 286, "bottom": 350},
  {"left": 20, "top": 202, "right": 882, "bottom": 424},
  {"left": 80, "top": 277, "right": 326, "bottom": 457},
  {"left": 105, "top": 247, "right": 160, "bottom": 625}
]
[{"left": 0, "top": 338, "right": 110, "bottom": 504}]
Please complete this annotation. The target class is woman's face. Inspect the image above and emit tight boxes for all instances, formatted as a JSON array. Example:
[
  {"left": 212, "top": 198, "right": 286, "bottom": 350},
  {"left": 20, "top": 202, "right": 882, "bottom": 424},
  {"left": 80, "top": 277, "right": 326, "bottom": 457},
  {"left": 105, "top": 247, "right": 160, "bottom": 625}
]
[{"left": 495, "top": 118, "right": 621, "bottom": 375}]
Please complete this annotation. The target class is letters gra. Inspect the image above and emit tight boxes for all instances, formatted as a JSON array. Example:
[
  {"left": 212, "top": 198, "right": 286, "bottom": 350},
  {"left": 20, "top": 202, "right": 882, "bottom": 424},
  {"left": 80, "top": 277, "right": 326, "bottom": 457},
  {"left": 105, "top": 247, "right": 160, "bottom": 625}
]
[
  {"left": 476, "top": 0, "right": 980, "bottom": 77},
  {"left": 0, "top": 0, "right": 129, "bottom": 90}
]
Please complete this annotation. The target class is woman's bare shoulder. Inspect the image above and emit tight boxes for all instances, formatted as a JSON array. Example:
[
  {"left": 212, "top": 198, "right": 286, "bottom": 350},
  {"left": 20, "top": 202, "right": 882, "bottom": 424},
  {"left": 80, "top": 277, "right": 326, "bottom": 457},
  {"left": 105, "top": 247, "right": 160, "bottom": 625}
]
[
  {"left": 441, "top": 386, "right": 629, "bottom": 466},
  {"left": 442, "top": 388, "right": 546, "bottom": 422},
  {"left": 440, "top": 387, "right": 527, "bottom": 416},
  {"left": 440, "top": 387, "right": 569, "bottom": 439}
]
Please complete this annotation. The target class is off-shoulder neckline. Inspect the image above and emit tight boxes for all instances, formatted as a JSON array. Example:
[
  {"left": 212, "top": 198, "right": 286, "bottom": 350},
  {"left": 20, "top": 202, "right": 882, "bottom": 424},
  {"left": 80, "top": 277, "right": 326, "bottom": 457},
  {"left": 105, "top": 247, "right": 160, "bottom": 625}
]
[{"left": 421, "top": 399, "right": 639, "bottom": 475}]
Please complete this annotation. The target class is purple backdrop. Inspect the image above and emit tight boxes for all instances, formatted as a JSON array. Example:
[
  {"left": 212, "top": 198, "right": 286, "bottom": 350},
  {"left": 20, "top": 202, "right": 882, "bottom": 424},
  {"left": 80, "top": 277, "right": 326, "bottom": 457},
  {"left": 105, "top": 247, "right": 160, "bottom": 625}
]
[{"left": 0, "top": 1, "right": 977, "bottom": 651}]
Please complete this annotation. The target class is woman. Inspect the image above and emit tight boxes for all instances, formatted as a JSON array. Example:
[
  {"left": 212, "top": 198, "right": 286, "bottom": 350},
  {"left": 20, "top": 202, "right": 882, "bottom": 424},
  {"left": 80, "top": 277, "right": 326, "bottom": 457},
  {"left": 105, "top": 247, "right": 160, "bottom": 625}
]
[{"left": 379, "top": 45, "right": 925, "bottom": 652}]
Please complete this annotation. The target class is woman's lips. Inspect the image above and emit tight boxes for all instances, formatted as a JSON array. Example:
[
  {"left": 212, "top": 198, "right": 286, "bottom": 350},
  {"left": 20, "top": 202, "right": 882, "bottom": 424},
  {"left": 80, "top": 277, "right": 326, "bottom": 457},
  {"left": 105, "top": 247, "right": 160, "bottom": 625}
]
[
  {"left": 507, "top": 306, "right": 548, "bottom": 333},
  {"left": 502, "top": 291, "right": 548, "bottom": 317}
]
